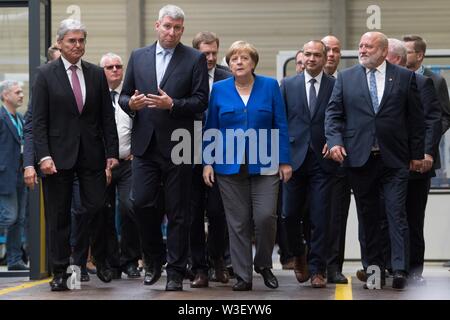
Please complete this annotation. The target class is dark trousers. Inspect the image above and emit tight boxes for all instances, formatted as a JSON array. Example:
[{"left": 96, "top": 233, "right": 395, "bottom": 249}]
[
  {"left": 276, "top": 186, "right": 293, "bottom": 265},
  {"left": 282, "top": 150, "right": 333, "bottom": 275},
  {"left": 327, "top": 171, "right": 351, "bottom": 273},
  {"left": 131, "top": 139, "right": 192, "bottom": 278},
  {"left": 189, "top": 164, "right": 227, "bottom": 274},
  {"left": 348, "top": 153, "right": 410, "bottom": 272},
  {"left": 43, "top": 167, "right": 107, "bottom": 275},
  {"left": 70, "top": 176, "right": 89, "bottom": 267},
  {"left": 406, "top": 178, "right": 430, "bottom": 274},
  {"left": 104, "top": 159, "right": 141, "bottom": 269}
]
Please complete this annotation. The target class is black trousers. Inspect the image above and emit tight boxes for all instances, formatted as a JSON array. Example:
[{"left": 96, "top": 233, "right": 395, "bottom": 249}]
[
  {"left": 406, "top": 177, "right": 430, "bottom": 275},
  {"left": 189, "top": 164, "right": 228, "bottom": 274},
  {"left": 348, "top": 153, "right": 410, "bottom": 272},
  {"left": 104, "top": 159, "right": 141, "bottom": 269},
  {"left": 327, "top": 170, "right": 351, "bottom": 273},
  {"left": 131, "top": 139, "right": 192, "bottom": 279},
  {"left": 43, "top": 167, "right": 107, "bottom": 275}
]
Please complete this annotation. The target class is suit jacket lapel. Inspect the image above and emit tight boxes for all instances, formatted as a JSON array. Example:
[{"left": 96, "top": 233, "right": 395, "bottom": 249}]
[
  {"left": 378, "top": 61, "right": 394, "bottom": 112},
  {"left": 159, "top": 43, "right": 183, "bottom": 89},
  {"left": 359, "top": 65, "right": 375, "bottom": 115},
  {"left": 54, "top": 59, "right": 80, "bottom": 115},
  {"left": 1, "top": 107, "right": 20, "bottom": 144},
  {"left": 81, "top": 60, "right": 91, "bottom": 114},
  {"left": 147, "top": 44, "right": 158, "bottom": 93}
]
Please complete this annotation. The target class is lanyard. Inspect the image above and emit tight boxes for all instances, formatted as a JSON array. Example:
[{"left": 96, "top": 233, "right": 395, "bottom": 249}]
[{"left": 3, "top": 106, "right": 23, "bottom": 143}]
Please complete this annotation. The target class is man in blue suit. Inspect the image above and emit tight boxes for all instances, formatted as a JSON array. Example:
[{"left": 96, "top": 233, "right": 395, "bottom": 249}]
[
  {"left": 281, "top": 40, "right": 337, "bottom": 288},
  {"left": 119, "top": 4, "right": 209, "bottom": 291},
  {"left": 326, "top": 32, "right": 425, "bottom": 290},
  {"left": 0, "top": 80, "right": 28, "bottom": 271}
]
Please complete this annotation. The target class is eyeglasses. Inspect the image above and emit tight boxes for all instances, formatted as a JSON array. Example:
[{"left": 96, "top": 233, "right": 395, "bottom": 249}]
[
  {"left": 66, "top": 38, "right": 86, "bottom": 45},
  {"left": 104, "top": 64, "right": 123, "bottom": 70}
]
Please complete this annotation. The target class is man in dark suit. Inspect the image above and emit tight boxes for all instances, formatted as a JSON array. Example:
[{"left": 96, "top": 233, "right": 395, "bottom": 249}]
[
  {"left": 188, "top": 31, "right": 232, "bottom": 288},
  {"left": 281, "top": 40, "right": 337, "bottom": 288},
  {"left": 387, "top": 38, "right": 442, "bottom": 285},
  {"left": 0, "top": 81, "right": 28, "bottom": 271},
  {"left": 118, "top": 4, "right": 209, "bottom": 291},
  {"left": 326, "top": 32, "right": 425, "bottom": 290},
  {"left": 32, "top": 19, "right": 119, "bottom": 291}
]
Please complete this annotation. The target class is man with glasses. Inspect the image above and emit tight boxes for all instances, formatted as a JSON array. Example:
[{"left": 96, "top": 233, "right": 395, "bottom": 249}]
[
  {"left": 119, "top": 4, "right": 209, "bottom": 291},
  {"left": 99, "top": 53, "right": 141, "bottom": 280},
  {"left": 32, "top": 19, "right": 119, "bottom": 291}
]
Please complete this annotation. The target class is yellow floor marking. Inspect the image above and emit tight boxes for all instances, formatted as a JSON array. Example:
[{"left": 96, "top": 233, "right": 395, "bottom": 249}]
[
  {"left": 335, "top": 276, "right": 353, "bottom": 300},
  {"left": 0, "top": 278, "right": 51, "bottom": 296}
]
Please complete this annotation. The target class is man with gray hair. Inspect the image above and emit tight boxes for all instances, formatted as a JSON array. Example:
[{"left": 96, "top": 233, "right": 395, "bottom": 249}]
[
  {"left": 0, "top": 80, "right": 28, "bottom": 271},
  {"left": 99, "top": 52, "right": 141, "bottom": 279},
  {"left": 119, "top": 4, "right": 209, "bottom": 291},
  {"left": 32, "top": 19, "right": 119, "bottom": 291},
  {"left": 326, "top": 31, "right": 425, "bottom": 290},
  {"left": 387, "top": 38, "right": 442, "bottom": 285}
]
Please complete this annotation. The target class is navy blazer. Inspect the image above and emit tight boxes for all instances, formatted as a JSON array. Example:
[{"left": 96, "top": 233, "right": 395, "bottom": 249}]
[
  {"left": 0, "top": 106, "right": 24, "bottom": 194},
  {"left": 325, "top": 62, "right": 425, "bottom": 168},
  {"left": 281, "top": 72, "right": 337, "bottom": 172},
  {"left": 119, "top": 42, "right": 209, "bottom": 158},
  {"left": 204, "top": 75, "right": 290, "bottom": 175},
  {"left": 214, "top": 66, "right": 232, "bottom": 82}
]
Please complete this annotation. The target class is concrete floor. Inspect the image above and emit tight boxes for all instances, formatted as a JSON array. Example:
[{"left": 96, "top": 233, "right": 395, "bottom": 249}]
[{"left": 0, "top": 262, "right": 449, "bottom": 300}]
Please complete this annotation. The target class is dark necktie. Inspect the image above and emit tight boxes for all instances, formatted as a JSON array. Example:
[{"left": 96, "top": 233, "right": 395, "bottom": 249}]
[
  {"left": 69, "top": 65, "right": 83, "bottom": 113},
  {"left": 309, "top": 78, "right": 317, "bottom": 115},
  {"left": 110, "top": 90, "right": 118, "bottom": 109}
]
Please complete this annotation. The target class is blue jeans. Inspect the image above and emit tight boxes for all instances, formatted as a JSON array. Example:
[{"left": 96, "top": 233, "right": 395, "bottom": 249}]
[{"left": 0, "top": 184, "right": 28, "bottom": 266}]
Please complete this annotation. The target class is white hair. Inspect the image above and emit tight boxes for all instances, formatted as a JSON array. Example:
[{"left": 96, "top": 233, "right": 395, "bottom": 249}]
[
  {"left": 57, "top": 19, "right": 87, "bottom": 41},
  {"left": 0, "top": 80, "right": 20, "bottom": 101},
  {"left": 158, "top": 4, "right": 185, "bottom": 21},
  {"left": 99, "top": 53, "right": 123, "bottom": 67}
]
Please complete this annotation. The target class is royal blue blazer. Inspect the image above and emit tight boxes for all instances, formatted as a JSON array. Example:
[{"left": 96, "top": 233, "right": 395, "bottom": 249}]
[{"left": 204, "top": 75, "right": 290, "bottom": 175}]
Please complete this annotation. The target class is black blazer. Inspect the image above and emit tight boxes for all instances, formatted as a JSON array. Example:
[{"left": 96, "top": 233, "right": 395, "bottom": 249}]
[
  {"left": 281, "top": 72, "right": 337, "bottom": 172},
  {"left": 32, "top": 58, "right": 119, "bottom": 170},
  {"left": 119, "top": 42, "right": 209, "bottom": 158},
  {"left": 214, "top": 66, "right": 232, "bottom": 82},
  {"left": 326, "top": 62, "right": 425, "bottom": 168},
  {"left": 423, "top": 67, "right": 450, "bottom": 135}
]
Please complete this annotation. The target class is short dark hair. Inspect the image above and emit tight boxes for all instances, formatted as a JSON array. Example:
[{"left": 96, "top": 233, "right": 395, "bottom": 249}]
[
  {"left": 402, "top": 35, "right": 427, "bottom": 54},
  {"left": 192, "top": 31, "right": 219, "bottom": 49}
]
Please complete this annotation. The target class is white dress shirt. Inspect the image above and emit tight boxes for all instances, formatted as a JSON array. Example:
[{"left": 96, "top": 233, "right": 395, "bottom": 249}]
[
  {"left": 304, "top": 70, "right": 323, "bottom": 107},
  {"left": 61, "top": 55, "right": 86, "bottom": 105},
  {"left": 110, "top": 84, "right": 132, "bottom": 159},
  {"left": 365, "top": 60, "right": 386, "bottom": 105},
  {"left": 208, "top": 68, "right": 215, "bottom": 93}
]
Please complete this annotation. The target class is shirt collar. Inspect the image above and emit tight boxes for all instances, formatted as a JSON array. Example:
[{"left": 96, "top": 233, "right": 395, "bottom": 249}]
[
  {"left": 110, "top": 82, "right": 123, "bottom": 94},
  {"left": 156, "top": 42, "right": 175, "bottom": 55},
  {"left": 208, "top": 67, "right": 215, "bottom": 78},
  {"left": 61, "top": 55, "right": 82, "bottom": 71},
  {"left": 304, "top": 70, "right": 323, "bottom": 84},
  {"left": 416, "top": 65, "right": 425, "bottom": 75},
  {"left": 365, "top": 60, "right": 386, "bottom": 75}
]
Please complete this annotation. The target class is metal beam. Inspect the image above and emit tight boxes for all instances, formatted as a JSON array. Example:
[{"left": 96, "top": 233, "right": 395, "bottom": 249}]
[{"left": 126, "top": 0, "right": 144, "bottom": 59}]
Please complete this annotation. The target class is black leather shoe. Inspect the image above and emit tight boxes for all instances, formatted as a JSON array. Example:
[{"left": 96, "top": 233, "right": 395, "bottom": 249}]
[
  {"left": 327, "top": 271, "right": 348, "bottom": 284},
  {"left": 232, "top": 277, "right": 252, "bottom": 291},
  {"left": 392, "top": 271, "right": 408, "bottom": 290},
  {"left": 191, "top": 273, "right": 209, "bottom": 288},
  {"left": 144, "top": 265, "right": 162, "bottom": 285},
  {"left": 254, "top": 267, "right": 278, "bottom": 289},
  {"left": 110, "top": 268, "right": 122, "bottom": 280},
  {"left": 50, "top": 275, "right": 69, "bottom": 292},
  {"left": 80, "top": 266, "right": 90, "bottom": 282},
  {"left": 185, "top": 267, "right": 195, "bottom": 281},
  {"left": 96, "top": 264, "right": 113, "bottom": 283},
  {"left": 123, "top": 264, "right": 141, "bottom": 278},
  {"left": 166, "top": 277, "right": 183, "bottom": 291}
]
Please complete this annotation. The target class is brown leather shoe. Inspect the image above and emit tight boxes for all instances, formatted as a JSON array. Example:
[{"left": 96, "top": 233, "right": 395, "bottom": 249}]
[
  {"left": 213, "top": 259, "right": 229, "bottom": 284},
  {"left": 293, "top": 254, "right": 310, "bottom": 283},
  {"left": 311, "top": 274, "right": 327, "bottom": 288},
  {"left": 190, "top": 273, "right": 209, "bottom": 288},
  {"left": 356, "top": 269, "right": 367, "bottom": 282},
  {"left": 282, "top": 258, "right": 294, "bottom": 270}
]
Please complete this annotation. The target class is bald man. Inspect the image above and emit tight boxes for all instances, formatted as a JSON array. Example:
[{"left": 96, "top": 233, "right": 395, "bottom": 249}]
[{"left": 326, "top": 32, "right": 424, "bottom": 290}]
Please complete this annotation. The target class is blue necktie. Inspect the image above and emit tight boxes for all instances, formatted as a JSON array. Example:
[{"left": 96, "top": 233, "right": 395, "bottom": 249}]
[
  {"left": 309, "top": 78, "right": 317, "bottom": 115},
  {"left": 157, "top": 49, "right": 170, "bottom": 85},
  {"left": 369, "top": 69, "right": 379, "bottom": 113}
]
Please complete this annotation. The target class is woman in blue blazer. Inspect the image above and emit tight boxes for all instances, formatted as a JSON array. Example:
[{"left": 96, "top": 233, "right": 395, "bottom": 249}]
[{"left": 203, "top": 41, "right": 292, "bottom": 291}]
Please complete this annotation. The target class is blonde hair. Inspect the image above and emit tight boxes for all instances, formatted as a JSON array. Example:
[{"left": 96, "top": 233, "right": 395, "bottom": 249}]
[{"left": 225, "top": 41, "right": 259, "bottom": 69}]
